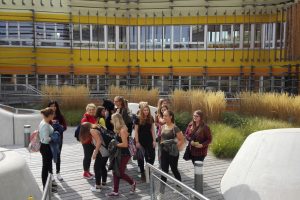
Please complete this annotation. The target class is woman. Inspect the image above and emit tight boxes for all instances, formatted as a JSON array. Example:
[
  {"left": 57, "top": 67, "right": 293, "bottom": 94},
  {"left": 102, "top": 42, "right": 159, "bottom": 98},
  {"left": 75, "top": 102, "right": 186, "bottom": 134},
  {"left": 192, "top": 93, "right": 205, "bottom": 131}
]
[
  {"left": 79, "top": 122, "right": 104, "bottom": 192},
  {"left": 95, "top": 106, "right": 106, "bottom": 128},
  {"left": 81, "top": 103, "right": 97, "bottom": 179},
  {"left": 134, "top": 104, "right": 156, "bottom": 181},
  {"left": 48, "top": 100, "right": 67, "bottom": 181},
  {"left": 155, "top": 105, "right": 168, "bottom": 168},
  {"left": 185, "top": 110, "right": 212, "bottom": 164},
  {"left": 106, "top": 113, "right": 136, "bottom": 197},
  {"left": 114, "top": 96, "right": 133, "bottom": 135},
  {"left": 39, "top": 107, "right": 55, "bottom": 190},
  {"left": 159, "top": 110, "right": 185, "bottom": 194}
]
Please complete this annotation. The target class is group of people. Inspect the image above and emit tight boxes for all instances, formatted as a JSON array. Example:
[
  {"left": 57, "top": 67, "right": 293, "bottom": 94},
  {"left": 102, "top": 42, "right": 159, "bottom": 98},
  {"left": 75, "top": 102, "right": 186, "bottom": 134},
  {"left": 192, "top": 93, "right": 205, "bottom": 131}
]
[{"left": 38, "top": 96, "right": 212, "bottom": 197}]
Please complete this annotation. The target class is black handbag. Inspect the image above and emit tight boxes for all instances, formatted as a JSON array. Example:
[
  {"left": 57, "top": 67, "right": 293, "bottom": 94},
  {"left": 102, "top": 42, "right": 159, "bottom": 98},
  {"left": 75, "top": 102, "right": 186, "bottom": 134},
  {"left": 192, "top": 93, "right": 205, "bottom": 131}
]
[{"left": 183, "top": 143, "right": 192, "bottom": 161}]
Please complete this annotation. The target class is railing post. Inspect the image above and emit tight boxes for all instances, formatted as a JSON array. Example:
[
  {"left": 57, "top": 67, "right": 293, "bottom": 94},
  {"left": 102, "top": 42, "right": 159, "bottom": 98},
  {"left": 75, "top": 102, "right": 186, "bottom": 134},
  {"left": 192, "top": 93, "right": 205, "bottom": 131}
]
[
  {"left": 24, "top": 125, "right": 31, "bottom": 147},
  {"left": 194, "top": 161, "right": 204, "bottom": 194},
  {"left": 149, "top": 166, "right": 155, "bottom": 200},
  {"left": 48, "top": 173, "right": 52, "bottom": 200},
  {"left": 145, "top": 164, "right": 150, "bottom": 183}
]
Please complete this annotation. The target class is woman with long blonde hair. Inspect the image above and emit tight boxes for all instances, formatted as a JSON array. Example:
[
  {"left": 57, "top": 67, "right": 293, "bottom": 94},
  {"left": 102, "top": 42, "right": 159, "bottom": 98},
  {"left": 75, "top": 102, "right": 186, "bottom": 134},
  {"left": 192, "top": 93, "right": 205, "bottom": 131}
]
[
  {"left": 106, "top": 113, "right": 136, "bottom": 197},
  {"left": 134, "top": 104, "right": 156, "bottom": 181}
]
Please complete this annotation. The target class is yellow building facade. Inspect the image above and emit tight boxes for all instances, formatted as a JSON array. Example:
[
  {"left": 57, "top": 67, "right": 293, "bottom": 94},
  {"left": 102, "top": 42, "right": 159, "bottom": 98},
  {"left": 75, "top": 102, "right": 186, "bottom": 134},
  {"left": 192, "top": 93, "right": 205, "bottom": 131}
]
[{"left": 0, "top": 0, "right": 299, "bottom": 94}]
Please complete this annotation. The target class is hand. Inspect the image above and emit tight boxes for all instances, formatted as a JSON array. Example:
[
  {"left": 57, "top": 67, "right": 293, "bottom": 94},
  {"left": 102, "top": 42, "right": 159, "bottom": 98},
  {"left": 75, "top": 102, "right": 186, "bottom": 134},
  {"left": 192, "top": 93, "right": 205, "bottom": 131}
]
[
  {"left": 136, "top": 142, "right": 141, "bottom": 149},
  {"left": 152, "top": 141, "right": 156, "bottom": 148},
  {"left": 92, "top": 150, "right": 97, "bottom": 160},
  {"left": 195, "top": 143, "right": 203, "bottom": 148}
]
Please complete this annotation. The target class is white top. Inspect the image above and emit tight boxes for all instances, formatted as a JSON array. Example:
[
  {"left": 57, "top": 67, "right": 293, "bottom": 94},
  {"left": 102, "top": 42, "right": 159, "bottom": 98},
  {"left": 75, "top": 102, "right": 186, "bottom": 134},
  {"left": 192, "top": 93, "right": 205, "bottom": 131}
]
[{"left": 38, "top": 120, "right": 53, "bottom": 144}]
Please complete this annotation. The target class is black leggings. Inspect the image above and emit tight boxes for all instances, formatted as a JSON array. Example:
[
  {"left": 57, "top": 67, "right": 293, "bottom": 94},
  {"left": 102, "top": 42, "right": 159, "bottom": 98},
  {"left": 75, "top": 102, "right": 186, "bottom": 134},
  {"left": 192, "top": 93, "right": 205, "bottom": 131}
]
[
  {"left": 160, "top": 148, "right": 181, "bottom": 192},
  {"left": 82, "top": 143, "right": 95, "bottom": 171},
  {"left": 94, "top": 155, "right": 109, "bottom": 185},
  {"left": 40, "top": 143, "right": 53, "bottom": 189},
  {"left": 56, "top": 141, "right": 63, "bottom": 174},
  {"left": 138, "top": 146, "right": 155, "bottom": 173}
]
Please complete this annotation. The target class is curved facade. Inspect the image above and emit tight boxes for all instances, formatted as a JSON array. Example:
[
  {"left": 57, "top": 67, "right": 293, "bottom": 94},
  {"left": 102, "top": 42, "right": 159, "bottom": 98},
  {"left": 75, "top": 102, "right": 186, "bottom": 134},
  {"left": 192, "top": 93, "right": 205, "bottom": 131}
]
[{"left": 0, "top": 0, "right": 299, "bottom": 94}]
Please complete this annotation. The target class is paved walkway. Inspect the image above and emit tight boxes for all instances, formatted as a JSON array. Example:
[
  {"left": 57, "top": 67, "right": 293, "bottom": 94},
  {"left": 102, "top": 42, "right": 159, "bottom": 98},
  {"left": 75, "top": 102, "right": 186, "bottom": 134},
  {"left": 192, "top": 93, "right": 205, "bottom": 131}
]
[{"left": 6, "top": 127, "right": 231, "bottom": 200}]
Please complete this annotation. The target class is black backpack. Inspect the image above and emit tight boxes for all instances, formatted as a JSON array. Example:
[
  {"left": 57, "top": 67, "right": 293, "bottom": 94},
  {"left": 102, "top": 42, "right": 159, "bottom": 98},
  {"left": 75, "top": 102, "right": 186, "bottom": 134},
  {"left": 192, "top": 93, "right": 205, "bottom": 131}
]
[{"left": 95, "top": 126, "right": 115, "bottom": 148}]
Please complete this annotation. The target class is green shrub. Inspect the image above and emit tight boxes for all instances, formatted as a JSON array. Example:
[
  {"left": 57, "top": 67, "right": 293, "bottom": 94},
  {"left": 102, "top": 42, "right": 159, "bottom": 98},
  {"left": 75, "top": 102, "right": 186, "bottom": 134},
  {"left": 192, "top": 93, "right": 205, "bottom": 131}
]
[
  {"left": 222, "top": 112, "right": 246, "bottom": 128},
  {"left": 240, "top": 117, "right": 294, "bottom": 138},
  {"left": 63, "top": 109, "right": 84, "bottom": 126},
  {"left": 175, "top": 112, "right": 192, "bottom": 132},
  {"left": 210, "top": 123, "right": 244, "bottom": 158}
]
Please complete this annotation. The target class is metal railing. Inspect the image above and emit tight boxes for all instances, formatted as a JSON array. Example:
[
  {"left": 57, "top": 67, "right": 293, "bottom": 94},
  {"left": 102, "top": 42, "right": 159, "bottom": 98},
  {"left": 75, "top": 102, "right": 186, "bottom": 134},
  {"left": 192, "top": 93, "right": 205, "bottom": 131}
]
[
  {"left": 41, "top": 173, "right": 52, "bottom": 200},
  {"left": 146, "top": 163, "right": 209, "bottom": 200}
]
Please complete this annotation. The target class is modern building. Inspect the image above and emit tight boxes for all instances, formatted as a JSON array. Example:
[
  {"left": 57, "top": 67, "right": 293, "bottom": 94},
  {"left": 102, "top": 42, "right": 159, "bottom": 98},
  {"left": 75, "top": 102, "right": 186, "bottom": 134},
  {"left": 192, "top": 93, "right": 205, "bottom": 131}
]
[{"left": 0, "top": 0, "right": 299, "bottom": 95}]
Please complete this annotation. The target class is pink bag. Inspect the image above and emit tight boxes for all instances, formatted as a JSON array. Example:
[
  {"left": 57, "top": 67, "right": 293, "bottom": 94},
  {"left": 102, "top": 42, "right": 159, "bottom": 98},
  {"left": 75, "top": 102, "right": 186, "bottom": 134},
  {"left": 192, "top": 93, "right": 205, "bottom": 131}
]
[{"left": 28, "top": 130, "right": 41, "bottom": 153}]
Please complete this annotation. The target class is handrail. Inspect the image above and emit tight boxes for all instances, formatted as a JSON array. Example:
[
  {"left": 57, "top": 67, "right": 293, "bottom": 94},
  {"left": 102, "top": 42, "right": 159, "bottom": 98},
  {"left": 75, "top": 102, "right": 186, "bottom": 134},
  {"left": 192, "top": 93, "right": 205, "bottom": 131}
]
[
  {"left": 146, "top": 163, "right": 210, "bottom": 200},
  {"left": 41, "top": 173, "right": 52, "bottom": 200}
]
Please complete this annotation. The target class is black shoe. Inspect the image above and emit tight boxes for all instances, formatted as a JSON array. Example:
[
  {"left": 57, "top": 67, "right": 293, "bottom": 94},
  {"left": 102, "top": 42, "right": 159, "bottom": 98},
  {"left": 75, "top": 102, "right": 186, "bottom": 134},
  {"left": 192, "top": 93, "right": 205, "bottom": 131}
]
[
  {"left": 141, "top": 172, "right": 146, "bottom": 182},
  {"left": 52, "top": 181, "right": 58, "bottom": 187},
  {"left": 52, "top": 187, "right": 58, "bottom": 193}
]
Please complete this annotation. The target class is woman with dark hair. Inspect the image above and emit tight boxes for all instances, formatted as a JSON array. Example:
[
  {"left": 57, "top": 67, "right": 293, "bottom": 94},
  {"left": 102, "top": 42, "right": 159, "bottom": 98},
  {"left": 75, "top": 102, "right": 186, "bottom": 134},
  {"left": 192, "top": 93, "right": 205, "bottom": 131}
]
[
  {"left": 185, "top": 110, "right": 212, "bottom": 164},
  {"left": 114, "top": 96, "right": 133, "bottom": 135},
  {"left": 48, "top": 100, "right": 67, "bottom": 181},
  {"left": 39, "top": 107, "right": 55, "bottom": 190},
  {"left": 79, "top": 122, "right": 104, "bottom": 193},
  {"left": 155, "top": 105, "right": 168, "bottom": 168},
  {"left": 134, "top": 104, "right": 156, "bottom": 181},
  {"left": 159, "top": 110, "right": 185, "bottom": 196},
  {"left": 95, "top": 106, "right": 106, "bottom": 128}
]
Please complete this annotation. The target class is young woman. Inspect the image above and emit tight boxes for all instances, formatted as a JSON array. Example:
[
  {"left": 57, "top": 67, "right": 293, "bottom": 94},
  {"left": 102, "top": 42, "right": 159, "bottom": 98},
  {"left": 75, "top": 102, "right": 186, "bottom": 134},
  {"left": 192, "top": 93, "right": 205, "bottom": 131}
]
[
  {"left": 106, "top": 113, "right": 136, "bottom": 197},
  {"left": 185, "top": 110, "right": 212, "bottom": 164},
  {"left": 39, "top": 107, "right": 55, "bottom": 189},
  {"left": 79, "top": 122, "right": 104, "bottom": 192},
  {"left": 48, "top": 100, "right": 67, "bottom": 181},
  {"left": 159, "top": 110, "right": 185, "bottom": 193},
  {"left": 134, "top": 105, "right": 156, "bottom": 181},
  {"left": 95, "top": 106, "right": 106, "bottom": 128},
  {"left": 114, "top": 96, "right": 133, "bottom": 135},
  {"left": 155, "top": 105, "right": 168, "bottom": 168},
  {"left": 81, "top": 103, "right": 97, "bottom": 179}
]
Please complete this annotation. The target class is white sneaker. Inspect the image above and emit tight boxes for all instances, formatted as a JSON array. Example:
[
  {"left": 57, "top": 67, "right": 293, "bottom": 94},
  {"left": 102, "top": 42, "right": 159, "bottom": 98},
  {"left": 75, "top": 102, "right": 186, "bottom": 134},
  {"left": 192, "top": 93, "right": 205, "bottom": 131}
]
[
  {"left": 57, "top": 173, "right": 63, "bottom": 181},
  {"left": 90, "top": 186, "right": 102, "bottom": 193},
  {"left": 156, "top": 193, "right": 163, "bottom": 200}
]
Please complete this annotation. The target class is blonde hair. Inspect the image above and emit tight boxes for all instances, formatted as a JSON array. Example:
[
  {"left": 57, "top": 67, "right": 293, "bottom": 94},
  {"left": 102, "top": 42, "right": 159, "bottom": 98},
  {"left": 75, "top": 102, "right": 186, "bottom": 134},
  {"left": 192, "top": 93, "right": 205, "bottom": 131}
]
[
  {"left": 111, "top": 113, "right": 127, "bottom": 133},
  {"left": 86, "top": 103, "right": 96, "bottom": 111},
  {"left": 41, "top": 107, "right": 54, "bottom": 117}
]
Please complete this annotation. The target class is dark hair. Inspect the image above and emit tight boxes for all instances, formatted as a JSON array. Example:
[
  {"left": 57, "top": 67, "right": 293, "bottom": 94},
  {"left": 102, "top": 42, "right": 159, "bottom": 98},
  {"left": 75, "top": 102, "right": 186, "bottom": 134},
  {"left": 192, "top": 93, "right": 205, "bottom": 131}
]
[
  {"left": 79, "top": 122, "right": 92, "bottom": 144},
  {"left": 165, "top": 110, "right": 175, "bottom": 123},
  {"left": 48, "top": 100, "right": 66, "bottom": 125},
  {"left": 102, "top": 99, "right": 115, "bottom": 112},
  {"left": 159, "top": 105, "right": 168, "bottom": 117},
  {"left": 95, "top": 106, "right": 105, "bottom": 119},
  {"left": 41, "top": 107, "right": 54, "bottom": 117}
]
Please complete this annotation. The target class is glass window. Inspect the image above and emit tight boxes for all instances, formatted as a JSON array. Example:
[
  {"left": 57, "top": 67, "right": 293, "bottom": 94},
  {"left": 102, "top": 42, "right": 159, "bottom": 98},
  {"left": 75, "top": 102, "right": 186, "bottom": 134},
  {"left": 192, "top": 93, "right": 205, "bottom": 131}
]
[
  {"left": 173, "top": 26, "right": 180, "bottom": 42},
  {"left": 81, "top": 24, "right": 90, "bottom": 41},
  {"left": 119, "top": 26, "right": 127, "bottom": 49},
  {"left": 276, "top": 23, "right": 284, "bottom": 48},
  {"left": 254, "top": 24, "right": 262, "bottom": 48},
  {"left": 207, "top": 25, "right": 220, "bottom": 48},
  {"left": 36, "top": 23, "right": 44, "bottom": 39},
  {"left": 222, "top": 25, "right": 232, "bottom": 42},
  {"left": 192, "top": 25, "right": 204, "bottom": 42},
  {"left": 264, "top": 23, "right": 273, "bottom": 48},
  {"left": 92, "top": 25, "right": 104, "bottom": 42},
  {"left": 233, "top": 24, "right": 240, "bottom": 48},
  {"left": 56, "top": 23, "right": 70, "bottom": 40},
  {"left": 129, "top": 26, "right": 137, "bottom": 49},
  {"left": 45, "top": 23, "right": 55, "bottom": 40},
  {"left": 73, "top": 24, "right": 80, "bottom": 41},
  {"left": 140, "top": 26, "right": 152, "bottom": 49},
  {"left": 243, "top": 24, "right": 251, "bottom": 48},
  {"left": 163, "top": 26, "right": 171, "bottom": 49},
  {"left": 181, "top": 26, "right": 190, "bottom": 43},
  {"left": 19, "top": 22, "right": 33, "bottom": 39},
  {"left": 153, "top": 26, "right": 162, "bottom": 49},
  {"left": 8, "top": 22, "right": 18, "bottom": 39},
  {"left": 107, "top": 25, "right": 115, "bottom": 48},
  {"left": 0, "top": 22, "right": 6, "bottom": 39}
]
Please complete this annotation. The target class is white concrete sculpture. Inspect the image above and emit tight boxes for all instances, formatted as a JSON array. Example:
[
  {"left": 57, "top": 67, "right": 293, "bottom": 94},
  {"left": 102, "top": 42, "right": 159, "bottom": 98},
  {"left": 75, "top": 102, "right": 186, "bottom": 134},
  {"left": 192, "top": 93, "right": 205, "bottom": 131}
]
[
  {"left": 128, "top": 102, "right": 157, "bottom": 117},
  {"left": 221, "top": 128, "right": 300, "bottom": 200},
  {"left": 0, "top": 148, "right": 42, "bottom": 200},
  {"left": 0, "top": 105, "right": 42, "bottom": 146}
]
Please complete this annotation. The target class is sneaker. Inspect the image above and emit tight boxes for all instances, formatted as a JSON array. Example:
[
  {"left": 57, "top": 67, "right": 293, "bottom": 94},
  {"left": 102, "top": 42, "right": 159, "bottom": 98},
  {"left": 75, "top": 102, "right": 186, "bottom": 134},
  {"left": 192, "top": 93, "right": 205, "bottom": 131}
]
[
  {"left": 106, "top": 191, "right": 119, "bottom": 197},
  {"left": 52, "top": 181, "right": 58, "bottom": 187},
  {"left": 90, "top": 186, "right": 102, "bottom": 193},
  {"left": 130, "top": 181, "right": 136, "bottom": 193},
  {"left": 88, "top": 171, "right": 94, "bottom": 177},
  {"left": 57, "top": 173, "right": 63, "bottom": 181},
  {"left": 83, "top": 171, "right": 93, "bottom": 180},
  {"left": 51, "top": 187, "right": 58, "bottom": 193},
  {"left": 141, "top": 172, "right": 146, "bottom": 182}
]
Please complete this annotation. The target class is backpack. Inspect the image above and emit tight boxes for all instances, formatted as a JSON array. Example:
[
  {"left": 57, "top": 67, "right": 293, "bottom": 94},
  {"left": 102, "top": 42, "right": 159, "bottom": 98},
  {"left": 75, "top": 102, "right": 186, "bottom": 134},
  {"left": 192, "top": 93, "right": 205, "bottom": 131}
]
[
  {"left": 128, "top": 136, "right": 137, "bottom": 157},
  {"left": 95, "top": 126, "right": 115, "bottom": 148},
  {"left": 28, "top": 130, "right": 41, "bottom": 153},
  {"left": 74, "top": 124, "right": 81, "bottom": 141}
]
